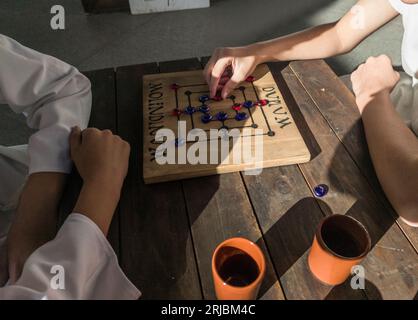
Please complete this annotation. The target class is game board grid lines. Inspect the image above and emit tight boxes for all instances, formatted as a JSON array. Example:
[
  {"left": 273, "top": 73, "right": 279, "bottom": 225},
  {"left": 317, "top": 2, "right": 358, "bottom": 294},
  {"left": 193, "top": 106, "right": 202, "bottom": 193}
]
[{"left": 171, "top": 83, "right": 272, "bottom": 136}]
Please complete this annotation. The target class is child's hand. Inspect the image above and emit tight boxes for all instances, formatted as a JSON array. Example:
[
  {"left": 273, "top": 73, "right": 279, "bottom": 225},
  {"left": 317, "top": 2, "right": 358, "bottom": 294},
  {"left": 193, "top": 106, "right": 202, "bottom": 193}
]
[
  {"left": 70, "top": 127, "right": 130, "bottom": 235},
  {"left": 204, "top": 46, "right": 260, "bottom": 99},
  {"left": 351, "top": 55, "right": 400, "bottom": 114},
  {"left": 70, "top": 127, "right": 130, "bottom": 194}
]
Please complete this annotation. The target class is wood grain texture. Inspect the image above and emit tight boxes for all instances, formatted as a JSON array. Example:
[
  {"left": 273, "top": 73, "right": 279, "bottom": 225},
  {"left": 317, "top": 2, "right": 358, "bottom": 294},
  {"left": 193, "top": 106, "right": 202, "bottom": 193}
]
[
  {"left": 279, "top": 61, "right": 418, "bottom": 300},
  {"left": 289, "top": 60, "right": 418, "bottom": 251},
  {"left": 116, "top": 62, "right": 202, "bottom": 299},
  {"left": 56, "top": 57, "right": 418, "bottom": 300},
  {"left": 242, "top": 63, "right": 366, "bottom": 300},
  {"left": 142, "top": 64, "right": 310, "bottom": 184},
  {"left": 171, "top": 58, "right": 285, "bottom": 300},
  {"left": 59, "top": 68, "right": 120, "bottom": 255}
]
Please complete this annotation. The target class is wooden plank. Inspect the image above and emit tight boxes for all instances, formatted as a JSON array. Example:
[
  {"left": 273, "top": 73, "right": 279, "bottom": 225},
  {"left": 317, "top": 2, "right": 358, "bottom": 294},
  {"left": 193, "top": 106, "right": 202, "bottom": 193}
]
[
  {"left": 242, "top": 62, "right": 366, "bottom": 300},
  {"left": 142, "top": 65, "right": 310, "bottom": 184},
  {"left": 182, "top": 173, "right": 286, "bottom": 300},
  {"left": 289, "top": 60, "right": 418, "bottom": 251},
  {"left": 277, "top": 62, "right": 418, "bottom": 300},
  {"left": 243, "top": 167, "right": 367, "bottom": 300},
  {"left": 59, "top": 68, "right": 120, "bottom": 255},
  {"left": 116, "top": 62, "right": 202, "bottom": 299},
  {"left": 171, "top": 58, "right": 285, "bottom": 300}
]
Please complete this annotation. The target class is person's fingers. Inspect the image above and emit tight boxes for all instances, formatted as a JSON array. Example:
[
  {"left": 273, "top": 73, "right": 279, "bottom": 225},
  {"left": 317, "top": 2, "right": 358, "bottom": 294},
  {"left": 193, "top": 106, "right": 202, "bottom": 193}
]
[
  {"left": 203, "top": 53, "right": 218, "bottom": 85},
  {"left": 219, "top": 75, "right": 230, "bottom": 86},
  {"left": 102, "top": 129, "right": 113, "bottom": 136},
  {"left": 221, "top": 73, "right": 241, "bottom": 99},
  {"left": 69, "top": 126, "right": 82, "bottom": 158},
  {"left": 210, "top": 58, "right": 231, "bottom": 98}
]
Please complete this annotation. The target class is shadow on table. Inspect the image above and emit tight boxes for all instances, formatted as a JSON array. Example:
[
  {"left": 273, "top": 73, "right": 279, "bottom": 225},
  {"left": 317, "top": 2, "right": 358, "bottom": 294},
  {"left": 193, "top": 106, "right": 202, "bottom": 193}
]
[
  {"left": 327, "top": 117, "right": 395, "bottom": 247},
  {"left": 269, "top": 62, "right": 322, "bottom": 162},
  {"left": 325, "top": 279, "right": 382, "bottom": 300},
  {"left": 255, "top": 196, "right": 385, "bottom": 300},
  {"left": 326, "top": 116, "right": 418, "bottom": 299},
  {"left": 255, "top": 197, "right": 368, "bottom": 299},
  {"left": 256, "top": 197, "right": 322, "bottom": 279}
]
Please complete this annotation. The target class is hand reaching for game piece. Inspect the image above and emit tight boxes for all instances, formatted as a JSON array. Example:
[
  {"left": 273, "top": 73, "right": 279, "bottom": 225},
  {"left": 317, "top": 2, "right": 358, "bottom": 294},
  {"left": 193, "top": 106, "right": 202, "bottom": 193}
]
[
  {"left": 204, "top": 46, "right": 261, "bottom": 99},
  {"left": 351, "top": 55, "right": 400, "bottom": 114}
]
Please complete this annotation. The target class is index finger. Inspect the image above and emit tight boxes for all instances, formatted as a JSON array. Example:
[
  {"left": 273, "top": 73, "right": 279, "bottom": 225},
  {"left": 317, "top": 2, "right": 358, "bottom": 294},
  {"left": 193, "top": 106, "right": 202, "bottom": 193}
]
[
  {"left": 203, "top": 54, "right": 217, "bottom": 86},
  {"left": 209, "top": 58, "right": 231, "bottom": 98}
]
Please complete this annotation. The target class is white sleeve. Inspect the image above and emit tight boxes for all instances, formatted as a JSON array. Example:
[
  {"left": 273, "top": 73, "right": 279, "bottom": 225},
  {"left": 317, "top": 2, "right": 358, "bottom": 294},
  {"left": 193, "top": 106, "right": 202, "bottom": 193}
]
[
  {"left": 0, "top": 34, "right": 91, "bottom": 174},
  {"left": 388, "top": 0, "right": 405, "bottom": 13},
  {"left": 0, "top": 214, "right": 141, "bottom": 300}
]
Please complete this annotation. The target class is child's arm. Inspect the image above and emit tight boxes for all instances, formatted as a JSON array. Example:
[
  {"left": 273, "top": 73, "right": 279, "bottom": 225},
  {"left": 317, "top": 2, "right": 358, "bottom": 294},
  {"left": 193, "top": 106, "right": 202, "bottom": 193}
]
[
  {"left": 351, "top": 55, "right": 418, "bottom": 226},
  {"left": 1, "top": 129, "right": 138, "bottom": 300},
  {"left": 70, "top": 127, "right": 131, "bottom": 235},
  {"left": 7, "top": 173, "right": 66, "bottom": 283},
  {"left": 0, "top": 34, "right": 91, "bottom": 282},
  {"left": 204, "top": 0, "right": 399, "bottom": 98},
  {"left": 0, "top": 34, "right": 91, "bottom": 174}
]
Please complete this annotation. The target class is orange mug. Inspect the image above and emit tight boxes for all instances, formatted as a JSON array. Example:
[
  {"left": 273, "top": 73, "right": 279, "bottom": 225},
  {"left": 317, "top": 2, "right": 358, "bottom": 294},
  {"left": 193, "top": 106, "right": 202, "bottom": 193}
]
[
  {"left": 308, "top": 214, "right": 371, "bottom": 286},
  {"left": 212, "top": 237, "right": 265, "bottom": 300}
]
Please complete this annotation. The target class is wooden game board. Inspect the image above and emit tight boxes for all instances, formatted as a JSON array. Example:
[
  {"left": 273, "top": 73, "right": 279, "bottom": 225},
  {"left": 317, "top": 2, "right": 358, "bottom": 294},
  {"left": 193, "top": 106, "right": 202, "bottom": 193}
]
[{"left": 143, "top": 64, "right": 310, "bottom": 184}]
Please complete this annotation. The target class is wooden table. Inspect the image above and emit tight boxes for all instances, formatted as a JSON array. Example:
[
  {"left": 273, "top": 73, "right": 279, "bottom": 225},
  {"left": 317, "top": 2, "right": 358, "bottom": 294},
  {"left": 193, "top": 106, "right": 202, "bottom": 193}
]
[{"left": 60, "top": 58, "right": 418, "bottom": 300}]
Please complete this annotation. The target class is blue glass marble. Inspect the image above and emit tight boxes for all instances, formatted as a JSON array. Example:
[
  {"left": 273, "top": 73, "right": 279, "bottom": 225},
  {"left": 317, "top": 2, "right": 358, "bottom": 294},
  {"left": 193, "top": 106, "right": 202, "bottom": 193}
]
[
  {"left": 201, "top": 113, "right": 213, "bottom": 124},
  {"left": 175, "top": 138, "right": 186, "bottom": 147},
  {"left": 314, "top": 184, "right": 329, "bottom": 197},
  {"left": 216, "top": 112, "right": 228, "bottom": 122},
  {"left": 235, "top": 112, "right": 248, "bottom": 121},
  {"left": 199, "top": 104, "right": 210, "bottom": 113},
  {"left": 184, "top": 106, "right": 196, "bottom": 115},
  {"left": 199, "top": 95, "right": 210, "bottom": 103},
  {"left": 243, "top": 100, "right": 254, "bottom": 108}
]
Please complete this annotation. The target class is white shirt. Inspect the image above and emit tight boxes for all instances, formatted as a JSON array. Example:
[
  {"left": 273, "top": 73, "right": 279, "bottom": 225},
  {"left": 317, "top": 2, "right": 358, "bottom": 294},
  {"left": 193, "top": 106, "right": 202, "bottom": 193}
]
[
  {"left": 388, "top": 0, "right": 418, "bottom": 136},
  {"left": 0, "top": 34, "right": 140, "bottom": 299},
  {"left": 389, "top": 0, "right": 418, "bottom": 85},
  {"left": 0, "top": 34, "right": 91, "bottom": 175},
  {"left": 0, "top": 214, "right": 141, "bottom": 300}
]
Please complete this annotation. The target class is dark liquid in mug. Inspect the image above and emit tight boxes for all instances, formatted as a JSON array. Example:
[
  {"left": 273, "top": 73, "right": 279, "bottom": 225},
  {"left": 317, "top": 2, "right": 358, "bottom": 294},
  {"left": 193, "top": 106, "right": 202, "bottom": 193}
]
[
  {"left": 322, "top": 228, "right": 363, "bottom": 258},
  {"left": 217, "top": 246, "right": 260, "bottom": 287}
]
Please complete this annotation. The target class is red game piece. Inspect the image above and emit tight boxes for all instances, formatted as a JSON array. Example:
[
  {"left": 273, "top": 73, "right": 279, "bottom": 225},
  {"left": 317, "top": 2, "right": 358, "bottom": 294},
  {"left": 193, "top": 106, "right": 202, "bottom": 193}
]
[
  {"left": 258, "top": 99, "right": 269, "bottom": 106},
  {"left": 170, "top": 83, "right": 180, "bottom": 90},
  {"left": 212, "top": 95, "right": 222, "bottom": 102},
  {"left": 232, "top": 103, "right": 242, "bottom": 111},
  {"left": 245, "top": 76, "right": 255, "bottom": 83},
  {"left": 172, "top": 108, "right": 182, "bottom": 116}
]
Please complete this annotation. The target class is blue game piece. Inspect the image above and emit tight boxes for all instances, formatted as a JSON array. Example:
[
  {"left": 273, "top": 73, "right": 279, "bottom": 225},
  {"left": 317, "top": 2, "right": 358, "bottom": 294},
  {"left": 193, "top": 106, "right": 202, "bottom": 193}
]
[
  {"left": 243, "top": 101, "right": 254, "bottom": 108},
  {"left": 175, "top": 138, "right": 186, "bottom": 147},
  {"left": 199, "top": 95, "right": 210, "bottom": 103},
  {"left": 201, "top": 113, "right": 213, "bottom": 124},
  {"left": 216, "top": 112, "right": 228, "bottom": 122},
  {"left": 235, "top": 112, "right": 248, "bottom": 121},
  {"left": 199, "top": 104, "right": 210, "bottom": 113},
  {"left": 314, "top": 184, "right": 329, "bottom": 197},
  {"left": 184, "top": 106, "right": 196, "bottom": 115}
]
